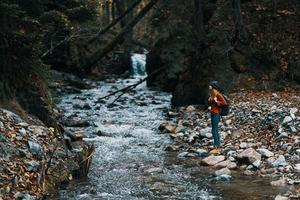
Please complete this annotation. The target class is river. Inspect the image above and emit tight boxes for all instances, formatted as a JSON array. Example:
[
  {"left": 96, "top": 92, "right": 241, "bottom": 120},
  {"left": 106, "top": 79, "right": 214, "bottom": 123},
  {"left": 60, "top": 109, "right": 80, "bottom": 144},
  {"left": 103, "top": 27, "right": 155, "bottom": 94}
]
[{"left": 58, "top": 54, "right": 288, "bottom": 200}]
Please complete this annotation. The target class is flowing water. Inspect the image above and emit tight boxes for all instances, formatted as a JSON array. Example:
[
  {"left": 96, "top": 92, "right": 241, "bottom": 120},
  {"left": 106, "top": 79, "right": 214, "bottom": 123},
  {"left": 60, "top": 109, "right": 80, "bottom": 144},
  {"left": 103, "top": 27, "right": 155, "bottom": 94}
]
[{"left": 58, "top": 54, "right": 290, "bottom": 200}]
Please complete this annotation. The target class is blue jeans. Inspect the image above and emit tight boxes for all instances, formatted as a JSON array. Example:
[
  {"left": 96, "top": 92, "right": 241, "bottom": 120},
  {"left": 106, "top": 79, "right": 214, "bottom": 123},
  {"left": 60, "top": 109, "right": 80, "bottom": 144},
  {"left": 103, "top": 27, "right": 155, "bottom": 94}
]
[{"left": 211, "top": 114, "right": 221, "bottom": 147}]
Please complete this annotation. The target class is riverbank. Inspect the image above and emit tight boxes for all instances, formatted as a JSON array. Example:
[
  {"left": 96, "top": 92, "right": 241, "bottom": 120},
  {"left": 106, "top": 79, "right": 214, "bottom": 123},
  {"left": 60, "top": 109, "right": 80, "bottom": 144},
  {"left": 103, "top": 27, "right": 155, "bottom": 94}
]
[
  {"left": 0, "top": 71, "right": 97, "bottom": 200},
  {"left": 160, "top": 88, "right": 300, "bottom": 199}
]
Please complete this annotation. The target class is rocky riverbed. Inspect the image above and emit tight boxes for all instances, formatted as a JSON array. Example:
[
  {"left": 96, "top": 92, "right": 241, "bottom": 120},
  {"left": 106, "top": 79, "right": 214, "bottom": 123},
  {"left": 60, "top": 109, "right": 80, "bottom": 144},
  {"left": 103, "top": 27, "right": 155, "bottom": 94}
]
[{"left": 160, "top": 88, "right": 300, "bottom": 199}]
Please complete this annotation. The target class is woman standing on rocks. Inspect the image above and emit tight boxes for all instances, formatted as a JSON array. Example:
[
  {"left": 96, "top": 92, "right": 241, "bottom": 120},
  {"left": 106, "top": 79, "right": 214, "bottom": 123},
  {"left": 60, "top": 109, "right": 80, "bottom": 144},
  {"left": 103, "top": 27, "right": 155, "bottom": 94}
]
[{"left": 208, "top": 81, "right": 227, "bottom": 154}]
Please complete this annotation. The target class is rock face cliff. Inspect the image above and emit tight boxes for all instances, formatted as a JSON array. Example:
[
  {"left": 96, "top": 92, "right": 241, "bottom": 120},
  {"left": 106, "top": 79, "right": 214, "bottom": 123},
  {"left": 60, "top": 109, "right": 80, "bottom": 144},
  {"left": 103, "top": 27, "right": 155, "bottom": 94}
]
[{"left": 144, "top": 0, "right": 300, "bottom": 106}]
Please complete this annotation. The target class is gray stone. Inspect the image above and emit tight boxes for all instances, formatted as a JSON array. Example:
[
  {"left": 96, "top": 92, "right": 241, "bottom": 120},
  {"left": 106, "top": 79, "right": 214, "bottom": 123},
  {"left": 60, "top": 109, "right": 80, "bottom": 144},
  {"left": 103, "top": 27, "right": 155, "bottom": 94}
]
[
  {"left": 26, "top": 161, "right": 40, "bottom": 172},
  {"left": 272, "top": 155, "right": 288, "bottom": 167},
  {"left": 290, "top": 126, "right": 297, "bottom": 133},
  {"left": 214, "top": 160, "right": 237, "bottom": 169},
  {"left": 243, "top": 169, "right": 255, "bottom": 176},
  {"left": 277, "top": 132, "right": 289, "bottom": 139},
  {"left": 290, "top": 108, "right": 298, "bottom": 115},
  {"left": 214, "top": 174, "right": 233, "bottom": 181},
  {"left": 28, "top": 141, "right": 43, "bottom": 160},
  {"left": 14, "top": 193, "right": 36, "bottom": 200},
  {"left": 252, "top": 160, "right": 262, "bottom": 168},
  {"left": 294, "top": 163, "right": 300, "bottom": 172},
  {"left": 283, "top": 116, "right": 293, "bottom": 124},
  {"left": 202, "top": 155, "right": 225, "bottom": 166},
  {"left": 237, "top": 148, "right": 261, "bottom": 164},
  {"left": 214, "top": 167, "right": 231, "bottom": 176},
  {"left": 196, "top": 149, "right": 208, "bottom": 157},
  {"left": 145, "top": 167, "right": 163, "bottom": 174},
  {"left": 274, "top": 195, "right": 289, "bottom": 200},
  {"left": 0, "top": 121, "right": 4, "bottom": 127},
  {"left": 239, "top": 142, "right": 248, "bottom": 149},
  {"left": 18, "top": 128, "right": 27, "bottom": 135},
  {"left": 257, "top": 148, "right": 274, "bottom": 158},
  {"left": 178, "top": 152, "right": 189, "bottom": 158},
  {"left": 165, "top": 145, "right": 178, "bottom": 152},
  {"left": 271, "top": 177, "right": 287, "bottom": 186},
  {"left": 199, "top": 127, "right": 212, "bottom": 138},
  {"left": 186, "top": 105, "right": 196, "bottom": 112},
  {"left": 17, "top": 122, "right": 29, "bottom": 127}
]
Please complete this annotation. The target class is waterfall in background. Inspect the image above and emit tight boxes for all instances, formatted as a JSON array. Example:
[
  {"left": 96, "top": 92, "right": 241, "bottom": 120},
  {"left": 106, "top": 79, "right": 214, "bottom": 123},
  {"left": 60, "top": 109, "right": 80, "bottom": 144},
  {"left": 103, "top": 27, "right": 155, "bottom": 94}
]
[{"left": 131, "top": 53, "right": 147, "bottom": 77}]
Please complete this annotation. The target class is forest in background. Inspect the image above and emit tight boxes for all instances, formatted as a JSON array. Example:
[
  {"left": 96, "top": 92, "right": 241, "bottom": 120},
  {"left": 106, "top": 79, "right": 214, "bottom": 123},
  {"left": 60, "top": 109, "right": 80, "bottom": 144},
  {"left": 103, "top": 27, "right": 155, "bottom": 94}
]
[{"left": 0, "top": 0, "right": 299, "bottom": 124}]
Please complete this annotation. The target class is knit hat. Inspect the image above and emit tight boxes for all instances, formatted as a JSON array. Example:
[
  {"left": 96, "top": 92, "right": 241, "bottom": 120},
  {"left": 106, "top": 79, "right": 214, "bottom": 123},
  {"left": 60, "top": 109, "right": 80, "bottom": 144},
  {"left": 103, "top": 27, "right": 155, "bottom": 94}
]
[{"left": 209, "top": 81, "right": 222, "bottom": 92}]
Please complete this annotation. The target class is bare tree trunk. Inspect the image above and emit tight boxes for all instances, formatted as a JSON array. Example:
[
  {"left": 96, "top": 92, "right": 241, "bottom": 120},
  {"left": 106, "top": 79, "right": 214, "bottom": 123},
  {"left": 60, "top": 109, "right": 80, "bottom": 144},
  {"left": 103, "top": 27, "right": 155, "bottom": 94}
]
[
  {"left": 84, "top": 0, "right": 160, "bottom": 73},
  {"left": 88, "top": 0, "right": 142, "bottom": 44},
  {"left": 105, "top": 0, "right": 111, "bottom": 25},
  {"left": 193, "top": 0, "right": 205, "bottom": 39},
  {"left": 112, "top": 0, "right": 116, "bottom": 20},
  {"left": 115, "top": 0, "right": 126, "bottom": 28},
  {"left": 231, "top": 0, "right": 246, "bottom": 41}
]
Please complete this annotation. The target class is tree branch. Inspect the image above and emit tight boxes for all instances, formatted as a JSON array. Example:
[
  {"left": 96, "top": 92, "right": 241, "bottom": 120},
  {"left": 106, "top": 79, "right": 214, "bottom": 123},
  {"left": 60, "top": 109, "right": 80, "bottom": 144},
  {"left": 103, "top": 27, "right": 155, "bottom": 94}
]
[
  {"left": 84, "top": 0, "right": 160, "bottom": 73},
  {"left": 87, "top": 0, "right": 142, "bottom": 44}
]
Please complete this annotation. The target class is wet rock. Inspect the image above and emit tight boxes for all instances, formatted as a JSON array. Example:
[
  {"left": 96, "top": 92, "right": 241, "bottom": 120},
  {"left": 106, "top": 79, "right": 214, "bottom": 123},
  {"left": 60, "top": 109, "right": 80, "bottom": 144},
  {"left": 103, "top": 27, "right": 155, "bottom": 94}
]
[
  {"left": 178, "top": 152, "right": 189, "bottom": 158},
  {"left": 159, "top": 123, "right": 176, "bottom": 133},
  {"left": 165, "top": 145, "right": 178, "bottom": 152},
  {"left": 237, "top": 148, "right": 261, "bottom": 165},
  {"left": 214, "top": 160, "right": 237, "bottom": 169},
  {"left": 202, "top": 155, "right": 225, "bottom": 166},
  {"left": 271, "top": 177, "right": 288, "bottom": 186},
  {"left": 145, "top": 167, "right": 163, "bottom": 174},
  {"left": 243, "top": 169, "right": 255, "bottom": 176},
  {"left": 28, "top": 141, "right": 43, "bottom": 160},
  {"left": 261, "top": 168, "right": 276, "bottom": 174},
  {"left": 214, "top": 167, "right": 231, "bottom": 176},
  {"left": 272, "top": 155, "right": 288, "bottom": 167},
  {"left": 257, "top": 148, "right": 274, "bottom": 158},
  {"left": 64, "top": 119, "right": 90, "bottom": 127},
  {"left": 274, "top": 195, "right": 289, "bottom": 200},
  {"left": 73, "top": 104, "right": 82, "bottom": 109},
  {"left": 214, "top": 174, "right": 233, "bottom": 181}
]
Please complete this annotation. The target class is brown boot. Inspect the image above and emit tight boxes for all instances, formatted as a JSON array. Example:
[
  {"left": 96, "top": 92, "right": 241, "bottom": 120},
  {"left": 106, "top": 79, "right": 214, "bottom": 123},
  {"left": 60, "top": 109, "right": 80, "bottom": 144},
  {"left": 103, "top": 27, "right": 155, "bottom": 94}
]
[{"left": 209, "top": 148, "right": 221, "bottom": 155}]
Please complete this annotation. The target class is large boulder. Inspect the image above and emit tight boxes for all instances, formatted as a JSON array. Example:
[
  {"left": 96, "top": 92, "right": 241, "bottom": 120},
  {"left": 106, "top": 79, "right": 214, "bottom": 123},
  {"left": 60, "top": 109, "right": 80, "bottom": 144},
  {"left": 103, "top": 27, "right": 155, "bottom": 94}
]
[
  {"left": 202, "top": 155, "right": 225, "bottom": 166},
  {"left": 237, "top": 148, "right": 261, "bottom": 165}
]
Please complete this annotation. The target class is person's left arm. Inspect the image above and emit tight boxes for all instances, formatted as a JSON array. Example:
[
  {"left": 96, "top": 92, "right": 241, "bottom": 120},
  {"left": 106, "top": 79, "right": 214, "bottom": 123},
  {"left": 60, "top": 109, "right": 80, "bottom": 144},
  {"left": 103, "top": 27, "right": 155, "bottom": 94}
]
[{"left": 215, "top": 93, "right": 227, "bottom": 107}]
